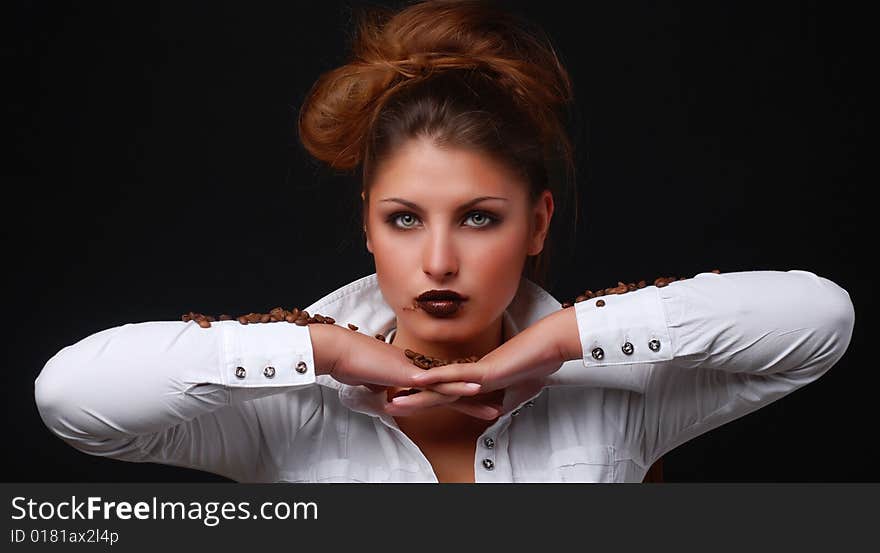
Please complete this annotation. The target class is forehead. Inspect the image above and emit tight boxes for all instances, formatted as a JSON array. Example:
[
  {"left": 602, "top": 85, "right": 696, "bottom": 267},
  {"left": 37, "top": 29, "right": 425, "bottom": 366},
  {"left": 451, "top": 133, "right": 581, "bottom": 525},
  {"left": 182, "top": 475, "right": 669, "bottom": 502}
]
[{"left": 370, "top": 138, "right": 525, "bottom": 199}]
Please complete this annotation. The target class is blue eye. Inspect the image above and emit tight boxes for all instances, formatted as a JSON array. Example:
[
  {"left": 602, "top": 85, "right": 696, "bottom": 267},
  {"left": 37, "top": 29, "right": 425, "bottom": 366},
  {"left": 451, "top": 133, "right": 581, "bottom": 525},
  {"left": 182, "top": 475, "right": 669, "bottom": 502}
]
[{"left": 386, "top": 211, "right": 500, "bottom": 230}]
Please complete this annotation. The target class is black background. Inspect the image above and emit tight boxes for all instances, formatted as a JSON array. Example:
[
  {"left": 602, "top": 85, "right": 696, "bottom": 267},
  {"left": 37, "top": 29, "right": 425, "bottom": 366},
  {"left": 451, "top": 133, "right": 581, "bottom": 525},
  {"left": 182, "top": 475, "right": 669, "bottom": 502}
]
[{"left": 6, "top": 1, "right": 872, "bottom": 481}]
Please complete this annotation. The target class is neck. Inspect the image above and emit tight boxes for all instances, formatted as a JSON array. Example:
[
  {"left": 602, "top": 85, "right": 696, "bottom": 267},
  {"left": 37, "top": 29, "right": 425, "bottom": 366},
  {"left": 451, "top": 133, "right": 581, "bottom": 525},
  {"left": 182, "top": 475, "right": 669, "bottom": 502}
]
[
  {"left": 389, "top": 313, "right": 505, "bottom": 363},
  {"left": 384, "top": 314, "right": 508, "bottom": 429}
]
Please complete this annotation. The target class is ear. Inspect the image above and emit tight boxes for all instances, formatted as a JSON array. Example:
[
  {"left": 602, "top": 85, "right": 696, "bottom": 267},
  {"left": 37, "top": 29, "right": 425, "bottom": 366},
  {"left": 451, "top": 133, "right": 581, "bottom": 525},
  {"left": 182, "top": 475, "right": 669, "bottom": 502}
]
[
  {"left": 528, "top": 189, "right": 554, "bottom": 256},
  {"left": 362, "top": 190, "right": 374, "bottom": 254}
]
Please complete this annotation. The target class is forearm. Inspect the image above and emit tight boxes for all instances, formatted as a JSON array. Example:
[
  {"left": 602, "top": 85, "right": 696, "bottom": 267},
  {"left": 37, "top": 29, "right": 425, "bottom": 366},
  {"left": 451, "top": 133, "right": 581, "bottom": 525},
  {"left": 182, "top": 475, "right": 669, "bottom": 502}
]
[
  {"left": 545, "top": 269, "right": 854, "bottom": 389},
  {"left": 34, "top": 320, "right": 319, "bottom": 446}
]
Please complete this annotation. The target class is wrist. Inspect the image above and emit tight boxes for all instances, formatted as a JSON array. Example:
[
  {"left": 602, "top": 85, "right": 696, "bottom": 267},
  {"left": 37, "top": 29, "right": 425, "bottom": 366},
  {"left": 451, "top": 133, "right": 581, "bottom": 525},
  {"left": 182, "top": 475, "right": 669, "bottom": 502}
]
[
  {"left": 308, "top": 323, "right": 344, "bottom": 376},
  {"left": 546, "top": 307, "right": 583, "bottom": 363}
]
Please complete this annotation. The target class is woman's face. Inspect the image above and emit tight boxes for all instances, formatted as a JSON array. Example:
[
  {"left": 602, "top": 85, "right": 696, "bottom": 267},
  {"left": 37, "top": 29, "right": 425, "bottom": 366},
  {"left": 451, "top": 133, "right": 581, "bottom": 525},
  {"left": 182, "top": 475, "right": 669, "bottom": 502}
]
[{"left": 364, "top": 137, "right": 553, "bottom": 344}]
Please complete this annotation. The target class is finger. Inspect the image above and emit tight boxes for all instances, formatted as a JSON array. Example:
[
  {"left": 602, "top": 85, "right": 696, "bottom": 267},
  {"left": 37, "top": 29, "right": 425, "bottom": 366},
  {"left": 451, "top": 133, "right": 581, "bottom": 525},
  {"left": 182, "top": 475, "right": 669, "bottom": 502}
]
[
  {"left": 444, "top": 397, "right": 502, "bottom": 420},
  {"left": 410, "top": 363, "right": 481, "bottom": 386},
  {"left": 425, "top": 381, "right": 482, "bottom": 396},
  {"left": 384, "top": 389, "right": 460, "bottom": 416},
  {"left": 363, "top": 383, "right": 387, "bottom": 393}
]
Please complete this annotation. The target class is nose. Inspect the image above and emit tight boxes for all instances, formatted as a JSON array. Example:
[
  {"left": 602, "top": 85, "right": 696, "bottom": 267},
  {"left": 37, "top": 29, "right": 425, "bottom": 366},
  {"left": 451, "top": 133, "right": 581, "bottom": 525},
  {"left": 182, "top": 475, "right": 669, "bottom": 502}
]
[{"left": 422, "top": 226, "right": 459, "bottom": 279}]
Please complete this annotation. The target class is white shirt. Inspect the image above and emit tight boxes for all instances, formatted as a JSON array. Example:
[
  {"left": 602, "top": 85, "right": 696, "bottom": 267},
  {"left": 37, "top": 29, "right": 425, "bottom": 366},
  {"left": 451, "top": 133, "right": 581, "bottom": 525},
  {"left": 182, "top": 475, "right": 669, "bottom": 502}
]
[{"left": 34, "top": 269, "right": 854, "bottom": 482}]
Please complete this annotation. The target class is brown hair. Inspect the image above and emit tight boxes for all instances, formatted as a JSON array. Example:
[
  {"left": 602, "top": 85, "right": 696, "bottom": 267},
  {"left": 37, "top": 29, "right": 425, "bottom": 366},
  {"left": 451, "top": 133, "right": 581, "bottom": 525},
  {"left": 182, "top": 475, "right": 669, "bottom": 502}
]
[{"left": 298, "top": 0, "right": 578, "bottom": 288}]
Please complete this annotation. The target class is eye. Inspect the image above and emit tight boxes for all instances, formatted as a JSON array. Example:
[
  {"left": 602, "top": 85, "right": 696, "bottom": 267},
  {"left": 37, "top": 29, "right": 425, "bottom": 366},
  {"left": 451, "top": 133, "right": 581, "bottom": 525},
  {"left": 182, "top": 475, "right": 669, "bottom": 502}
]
[
  {"left": 389, "top": 212, "right": 421, "bottom": 229},
  {"left": 385, "top": 210, "right": 501, "bottom": 230},
  {"left": 464, "top": 211, "right": 498, "bottom": 228}
]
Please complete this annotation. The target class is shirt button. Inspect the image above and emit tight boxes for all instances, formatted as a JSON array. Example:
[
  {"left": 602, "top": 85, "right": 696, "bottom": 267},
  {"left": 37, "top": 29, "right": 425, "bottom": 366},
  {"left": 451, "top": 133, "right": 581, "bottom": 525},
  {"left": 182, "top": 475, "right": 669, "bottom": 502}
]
[
  {"left": 648, "top": 339, "right": 661, "bottom": 352},
  {"left": 235, "top": 366, "right": 246, "bottom": 379},
  {"left": 622, "top": 342, "right": 634, "bottom": 355},
  {"left": 483, "top": 437, "right": 495, "bottom": 449},
  {"left": 263, "top": 366, "right": 276, "bottom": 378},
  {"left": 482, "top": 458, "right": 495, "bottom": 470},
  {"left": 295, "top": 361, "right": 308, "bottom": 374},
  {"left": 591, "top": 347, "right": 604, "bottom": 360}
]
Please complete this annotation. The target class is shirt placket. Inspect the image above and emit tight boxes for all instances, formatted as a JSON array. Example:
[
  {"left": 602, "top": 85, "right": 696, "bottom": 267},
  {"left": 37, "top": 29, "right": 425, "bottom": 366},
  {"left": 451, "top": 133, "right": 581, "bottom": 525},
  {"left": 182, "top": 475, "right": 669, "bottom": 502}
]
[{"left": 474, "top": 391, "right": 542, "bottom": 483}]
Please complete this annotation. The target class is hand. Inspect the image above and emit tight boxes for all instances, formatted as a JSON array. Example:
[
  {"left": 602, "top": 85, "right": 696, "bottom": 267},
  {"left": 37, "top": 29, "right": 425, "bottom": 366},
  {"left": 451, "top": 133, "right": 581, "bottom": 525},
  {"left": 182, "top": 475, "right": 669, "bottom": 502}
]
[
  {"left": 315, "top": 324, "right": 484, "bottom": 398},
  {"left": 389, "top": 309, "right": 578, "bottom": 412}
]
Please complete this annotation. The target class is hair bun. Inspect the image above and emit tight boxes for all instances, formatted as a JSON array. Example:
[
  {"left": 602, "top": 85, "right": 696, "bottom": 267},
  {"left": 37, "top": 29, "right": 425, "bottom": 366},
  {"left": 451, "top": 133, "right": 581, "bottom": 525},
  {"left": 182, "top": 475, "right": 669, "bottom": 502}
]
[{"left": 298, "top": 0, "right": 574, "bottom": 171}]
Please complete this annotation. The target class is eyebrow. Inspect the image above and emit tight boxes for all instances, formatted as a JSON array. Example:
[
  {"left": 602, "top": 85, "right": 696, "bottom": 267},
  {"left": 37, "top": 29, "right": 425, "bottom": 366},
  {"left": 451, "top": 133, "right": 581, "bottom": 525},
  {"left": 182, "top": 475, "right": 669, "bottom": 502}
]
[{"left": 378, "top": 196, "right": 508, "bottom": 211}]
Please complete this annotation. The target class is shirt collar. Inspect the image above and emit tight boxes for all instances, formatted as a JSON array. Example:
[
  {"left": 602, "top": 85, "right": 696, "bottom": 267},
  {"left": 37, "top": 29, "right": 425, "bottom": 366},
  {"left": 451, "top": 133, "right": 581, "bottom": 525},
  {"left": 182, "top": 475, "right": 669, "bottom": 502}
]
[{"left": 303, "top": 273, "right": 561, "bottom": 418}]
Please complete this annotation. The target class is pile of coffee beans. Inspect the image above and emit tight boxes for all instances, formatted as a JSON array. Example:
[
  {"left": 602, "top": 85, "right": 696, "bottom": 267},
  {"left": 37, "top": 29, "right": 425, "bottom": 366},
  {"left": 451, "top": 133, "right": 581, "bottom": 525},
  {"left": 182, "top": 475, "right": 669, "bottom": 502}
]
[
  {"left": 560, "top": 269, "right": 721, "bottom": 308},
  {"left": 181, "top": 307, "right": 337, "bottom": 329},
  {"left": 405, "top": 349, "right": 481, "bottom": 369}
]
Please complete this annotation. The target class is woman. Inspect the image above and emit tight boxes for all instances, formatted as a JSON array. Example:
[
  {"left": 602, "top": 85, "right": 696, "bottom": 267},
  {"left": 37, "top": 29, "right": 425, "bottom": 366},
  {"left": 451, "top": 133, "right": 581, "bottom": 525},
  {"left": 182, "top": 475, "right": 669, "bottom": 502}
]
[{"left": 34, "top": 0, "right": 854, "bottom": 483}]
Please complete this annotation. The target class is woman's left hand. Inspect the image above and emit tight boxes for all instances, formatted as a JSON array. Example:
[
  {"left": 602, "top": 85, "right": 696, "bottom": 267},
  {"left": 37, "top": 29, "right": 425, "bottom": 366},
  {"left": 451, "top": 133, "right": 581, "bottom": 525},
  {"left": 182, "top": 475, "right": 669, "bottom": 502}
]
[{"left": 384, "top": 308, "right": 583, "bottom": 416}]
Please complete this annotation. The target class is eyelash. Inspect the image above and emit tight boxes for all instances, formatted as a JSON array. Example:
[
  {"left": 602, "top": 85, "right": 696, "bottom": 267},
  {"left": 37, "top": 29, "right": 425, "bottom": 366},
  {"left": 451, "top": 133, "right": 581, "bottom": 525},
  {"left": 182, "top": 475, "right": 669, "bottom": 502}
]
[{"left": 385, "top": 210, "right": 501, "bottom": 231}]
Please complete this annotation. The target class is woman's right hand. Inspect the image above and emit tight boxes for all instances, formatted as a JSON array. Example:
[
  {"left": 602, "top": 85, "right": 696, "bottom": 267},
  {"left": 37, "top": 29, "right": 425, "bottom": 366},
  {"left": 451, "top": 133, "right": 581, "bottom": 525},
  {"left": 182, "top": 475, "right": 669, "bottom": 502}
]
[{"left": 310, "top": 323, "right": 484, "bottom": 399}]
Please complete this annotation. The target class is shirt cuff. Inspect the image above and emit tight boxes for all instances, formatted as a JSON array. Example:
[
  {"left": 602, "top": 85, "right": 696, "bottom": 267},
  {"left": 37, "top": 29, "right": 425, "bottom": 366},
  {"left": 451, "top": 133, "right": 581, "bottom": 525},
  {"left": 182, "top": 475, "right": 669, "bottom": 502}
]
[
  {"left": 573, "top": 285, "right": 674, "bottom": 368},
  {"left": 218, "top": 321, "right": 317, "bottom": 388}
]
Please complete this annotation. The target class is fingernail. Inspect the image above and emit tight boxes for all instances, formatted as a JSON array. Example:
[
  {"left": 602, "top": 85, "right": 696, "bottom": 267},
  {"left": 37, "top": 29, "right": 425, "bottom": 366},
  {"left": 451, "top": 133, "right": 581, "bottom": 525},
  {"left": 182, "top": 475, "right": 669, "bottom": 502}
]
[
  {"left": 392, "top": 396, "right": 412, "bottom": 405},
  {"left": 464, "top": 383, "right": 481, "bottom": 391}
]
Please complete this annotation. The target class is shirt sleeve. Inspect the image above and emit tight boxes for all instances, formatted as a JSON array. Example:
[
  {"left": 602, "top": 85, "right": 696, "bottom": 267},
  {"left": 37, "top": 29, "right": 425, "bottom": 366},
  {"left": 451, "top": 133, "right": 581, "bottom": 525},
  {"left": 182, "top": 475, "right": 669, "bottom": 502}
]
[
  {"left": 34, "top": 320, "right": 321, "bottom": 482},
  {"left": 564, "top": 269, "right": 855, "bottom": 467}
]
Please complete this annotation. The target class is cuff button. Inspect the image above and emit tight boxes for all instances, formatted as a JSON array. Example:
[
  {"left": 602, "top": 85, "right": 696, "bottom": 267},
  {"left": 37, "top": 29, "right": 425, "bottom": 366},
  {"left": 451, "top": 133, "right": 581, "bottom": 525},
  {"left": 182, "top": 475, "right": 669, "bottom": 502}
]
[
  {"left": 591, "top": 347, "right": 605, "bottom": 360},
  {"left": 235, "top": 366, "right": 247, "bottom": 379},
  {"left": 648, "top": 339, "right": 661, "bottom": 352},
  {"left": 295, "top": 361, "right": 308, "bottom": 374},
  {"left": 263, "top": 366, "right": 276, "bottom": 378},
  {"left": 622, "top": 342, "right": 634, "bottom": 355}
]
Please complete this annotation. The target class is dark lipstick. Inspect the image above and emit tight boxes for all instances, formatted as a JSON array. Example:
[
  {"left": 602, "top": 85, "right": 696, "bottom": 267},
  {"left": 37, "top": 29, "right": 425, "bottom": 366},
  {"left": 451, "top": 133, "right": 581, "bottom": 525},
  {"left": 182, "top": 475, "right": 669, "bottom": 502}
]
[{"left": 414, "top": 289, "right": 468, "bottom": 317}]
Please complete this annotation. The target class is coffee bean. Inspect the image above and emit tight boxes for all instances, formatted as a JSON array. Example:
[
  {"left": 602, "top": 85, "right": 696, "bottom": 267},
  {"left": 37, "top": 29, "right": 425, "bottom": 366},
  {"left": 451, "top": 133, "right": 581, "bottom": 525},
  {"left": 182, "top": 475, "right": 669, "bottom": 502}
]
[
  {"left": 348, "top": 323, "right": 359, "bottom": 331},
  {"left": 575, "top": 295, "right": 587, "bottom": 303},
  {"left": 285, "top": 314, "right": 296, "bottom": 323},
  {"left": 182, "top": 314, "right": 193, "bottom": 322},
  {"left": 404, "top": 349, "right": 417, "bottom": 359},
  {"left": 375, "top": 333, "right": 385, "bottom": 341},
  {"left": 596, "top": 299, "right": 606, "bottom": 307},
  {"left": 294, "top": 319, "right": 308, "bottom": 326},
  {"left": 197, "top": 319, "right": 211, "bottom": 328},
  {"left": 325, "top": 317, "right": 335, "bottom": 324},
  {"left": 561, "top": 302, "right": 572, "bottom": 308},
  {"left": 711, "top": 269, "right": 720, "bottom": 274}
]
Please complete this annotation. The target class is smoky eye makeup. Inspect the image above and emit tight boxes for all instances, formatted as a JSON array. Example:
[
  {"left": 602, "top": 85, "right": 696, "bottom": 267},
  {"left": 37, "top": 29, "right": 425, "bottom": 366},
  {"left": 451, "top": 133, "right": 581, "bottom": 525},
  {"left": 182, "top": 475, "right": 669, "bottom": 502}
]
[{"left": 384, "top": 210, "right": 503, "bottom": 230}]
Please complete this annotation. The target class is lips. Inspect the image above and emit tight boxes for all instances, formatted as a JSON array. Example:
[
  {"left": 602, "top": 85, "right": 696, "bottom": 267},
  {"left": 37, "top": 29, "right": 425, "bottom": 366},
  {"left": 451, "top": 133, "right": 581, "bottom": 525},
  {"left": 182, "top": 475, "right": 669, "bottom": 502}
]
[{"left": 415, "top": 289, "right": 467, "bottom": 317}]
